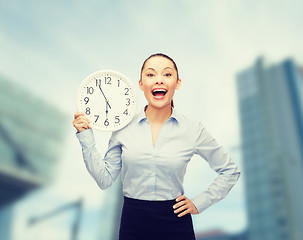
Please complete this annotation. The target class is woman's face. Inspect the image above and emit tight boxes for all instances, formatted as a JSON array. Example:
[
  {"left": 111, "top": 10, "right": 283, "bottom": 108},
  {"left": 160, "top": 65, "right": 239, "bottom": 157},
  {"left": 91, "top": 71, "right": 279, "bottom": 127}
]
[{"left": 139, "top": 56, "right": 181, "bottom": 109}]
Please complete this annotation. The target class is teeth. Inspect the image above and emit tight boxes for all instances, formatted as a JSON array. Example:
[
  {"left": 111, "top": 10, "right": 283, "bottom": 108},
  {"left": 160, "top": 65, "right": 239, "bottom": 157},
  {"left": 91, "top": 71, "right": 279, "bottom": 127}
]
[
  {"left": 152, "top": 89, "right": 167, "bottom": 96},
  {"left": 152, "top": 89, "right": 167, "bottom": 93}
]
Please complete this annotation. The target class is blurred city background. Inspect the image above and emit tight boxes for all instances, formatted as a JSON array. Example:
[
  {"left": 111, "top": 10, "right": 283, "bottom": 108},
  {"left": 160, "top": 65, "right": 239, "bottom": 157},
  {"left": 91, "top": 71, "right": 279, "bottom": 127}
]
[{"left": 0, "top": 1, "right": 302, "bottom": 240}]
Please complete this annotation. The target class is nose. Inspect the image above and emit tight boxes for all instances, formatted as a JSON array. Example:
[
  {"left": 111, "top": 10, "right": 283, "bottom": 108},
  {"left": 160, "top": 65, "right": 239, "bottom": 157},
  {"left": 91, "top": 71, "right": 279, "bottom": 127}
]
[{"left": 155, "top": 76, "right": 163, "bottom": 85}]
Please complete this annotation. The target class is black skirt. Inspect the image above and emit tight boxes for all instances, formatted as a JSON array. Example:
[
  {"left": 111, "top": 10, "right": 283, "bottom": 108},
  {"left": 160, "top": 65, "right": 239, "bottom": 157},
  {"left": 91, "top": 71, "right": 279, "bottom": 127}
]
[{"left": 119, "top": 196, "right": 196, "bottom": 240}]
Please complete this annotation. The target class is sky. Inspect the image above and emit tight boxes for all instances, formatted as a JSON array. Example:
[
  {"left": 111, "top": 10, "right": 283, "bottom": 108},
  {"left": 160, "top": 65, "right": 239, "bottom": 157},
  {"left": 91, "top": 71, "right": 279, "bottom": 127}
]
[{"left": 0, "top": 0, "right": 303, "bottom": 239}]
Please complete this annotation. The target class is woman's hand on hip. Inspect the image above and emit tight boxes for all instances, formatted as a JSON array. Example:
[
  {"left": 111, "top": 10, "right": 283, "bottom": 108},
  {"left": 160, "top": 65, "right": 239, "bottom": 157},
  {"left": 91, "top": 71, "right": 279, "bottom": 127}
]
[
  {"left": 173, "top": 195, "right": 198, "bottom": 217},
  {"left": 73, "top": 112, "right": 91, "bottom": 133}
]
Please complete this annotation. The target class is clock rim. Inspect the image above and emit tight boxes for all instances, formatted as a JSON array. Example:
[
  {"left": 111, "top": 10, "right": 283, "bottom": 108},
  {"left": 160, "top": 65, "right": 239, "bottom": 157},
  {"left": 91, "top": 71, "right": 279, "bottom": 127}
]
[{"left": 76, "top": 69, "right": 138, "bottom": 132}]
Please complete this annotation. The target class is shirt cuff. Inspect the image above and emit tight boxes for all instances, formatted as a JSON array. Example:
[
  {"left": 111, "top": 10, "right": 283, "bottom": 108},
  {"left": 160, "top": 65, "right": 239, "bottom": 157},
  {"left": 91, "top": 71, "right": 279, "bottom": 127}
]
[
  {"left": 76, "top": 128, "right": 95, "bottom": 148},
  {"left": 191, "top": 193, "right": 212, "bottom": 214}
]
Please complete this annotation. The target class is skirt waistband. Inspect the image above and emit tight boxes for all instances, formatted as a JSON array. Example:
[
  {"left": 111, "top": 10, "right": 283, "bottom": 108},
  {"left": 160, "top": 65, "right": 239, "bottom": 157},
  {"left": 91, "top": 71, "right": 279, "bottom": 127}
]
[{"left": 123, "top": 196, "right": 176, "bottom": 210}]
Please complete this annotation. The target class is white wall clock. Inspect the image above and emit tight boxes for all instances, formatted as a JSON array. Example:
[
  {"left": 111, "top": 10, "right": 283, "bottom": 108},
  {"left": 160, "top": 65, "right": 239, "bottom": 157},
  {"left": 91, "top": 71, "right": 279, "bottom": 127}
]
[{"left": 77, "top": 70, "right": 138, "bottom": 131}]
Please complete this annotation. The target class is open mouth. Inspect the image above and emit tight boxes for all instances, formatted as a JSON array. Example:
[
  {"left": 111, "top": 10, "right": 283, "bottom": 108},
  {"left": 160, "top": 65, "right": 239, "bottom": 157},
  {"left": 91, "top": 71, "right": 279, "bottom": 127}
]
[{"left": 152, "top": 88, "right": 167, "bottom": 98}]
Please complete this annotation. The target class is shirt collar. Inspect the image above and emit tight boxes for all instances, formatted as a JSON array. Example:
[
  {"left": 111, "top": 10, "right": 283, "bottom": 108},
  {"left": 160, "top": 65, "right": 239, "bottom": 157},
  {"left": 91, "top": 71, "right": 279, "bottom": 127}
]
[{"left": 137, "top": 105, "right": 180, "bottom": 124}]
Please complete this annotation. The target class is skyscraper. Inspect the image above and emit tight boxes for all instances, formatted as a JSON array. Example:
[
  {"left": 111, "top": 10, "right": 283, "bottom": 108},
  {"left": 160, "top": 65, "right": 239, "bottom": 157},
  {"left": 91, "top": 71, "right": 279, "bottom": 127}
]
[
  {"left": 236, "top": 57, "right": 303, "bottom": 240},
  {"left": 0, "top": 75, "right": 68, "bottom": 239}
]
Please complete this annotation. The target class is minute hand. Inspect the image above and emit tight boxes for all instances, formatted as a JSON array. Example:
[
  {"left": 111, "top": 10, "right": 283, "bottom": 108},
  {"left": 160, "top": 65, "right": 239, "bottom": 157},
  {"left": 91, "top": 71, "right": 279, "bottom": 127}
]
[{"left": 98, "top": 85, "right": 111, "bottom": 109}]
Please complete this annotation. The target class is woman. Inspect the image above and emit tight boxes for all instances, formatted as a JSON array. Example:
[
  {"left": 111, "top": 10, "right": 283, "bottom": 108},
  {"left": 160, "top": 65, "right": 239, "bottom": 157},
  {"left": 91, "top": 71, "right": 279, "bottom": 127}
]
[{"left": 73, "top": 53, "right": 241, "bottom": 240}]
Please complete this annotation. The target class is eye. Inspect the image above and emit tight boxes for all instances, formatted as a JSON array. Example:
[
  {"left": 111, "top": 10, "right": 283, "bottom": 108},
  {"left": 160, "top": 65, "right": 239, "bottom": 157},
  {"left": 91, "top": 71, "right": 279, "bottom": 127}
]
[
  {"left": 147, "top": 73, "right": 154, "bottom": 77},
  {"left": 164, "top": 73, "right": 172, "bottom": 77}
]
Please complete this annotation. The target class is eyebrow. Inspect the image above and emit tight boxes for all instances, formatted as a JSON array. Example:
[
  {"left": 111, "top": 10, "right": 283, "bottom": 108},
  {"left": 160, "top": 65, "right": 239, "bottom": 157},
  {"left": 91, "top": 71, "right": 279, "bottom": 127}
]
[{"left": 145, "top": 67, "right": 173, "bottom": 71}]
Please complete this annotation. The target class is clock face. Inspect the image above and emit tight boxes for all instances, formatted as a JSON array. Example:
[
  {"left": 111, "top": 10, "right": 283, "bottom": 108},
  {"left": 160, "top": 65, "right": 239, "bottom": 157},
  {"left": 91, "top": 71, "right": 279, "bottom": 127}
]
[{"left": 77, "top": 70, "right": 138, "bottom": 131}]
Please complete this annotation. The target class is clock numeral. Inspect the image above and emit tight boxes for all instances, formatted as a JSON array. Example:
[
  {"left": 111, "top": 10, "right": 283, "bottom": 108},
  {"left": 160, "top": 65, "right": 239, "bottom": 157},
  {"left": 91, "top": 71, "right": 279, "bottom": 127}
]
[
  {"left": 84, "top": 97, "right": 89, "bottom": 104},
  {"left": 115, "top": 116, "right": 120, "bottom": 124},
  {"left": 104, "top": 118, "right": 109, "bottom": 126},
  {"left": 86, "top": 87, "right": 94, "bottom": 94},
  {"left": 94, "top": 115, "right": 99, "bottom": 123},
  {"left": 95, "top": 79, "right": 101, "bottom": 87},
  {"left": 124, "top": 88, "right": 129, "bottom": 95},
  {"left": 123, "top": 109, "right": 128, "bottom": 115},
  {"left": 105, "top": 76, "right": 111, "bottom": 85},
  {"left": 126, "top": 98, "right": 130, "bottom": 106},
  {"left": 117, "top": 79, "right": 120, "bottom": 87},
  {"left": 85, "top": 107, "right": 91, "bottom": 115}
]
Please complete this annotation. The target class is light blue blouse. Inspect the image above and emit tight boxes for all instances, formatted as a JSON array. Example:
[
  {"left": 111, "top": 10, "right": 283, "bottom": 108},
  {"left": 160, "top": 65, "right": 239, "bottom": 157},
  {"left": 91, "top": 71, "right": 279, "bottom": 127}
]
[{"left": 76, "top": 107, "right": 240, "bottom": 213}]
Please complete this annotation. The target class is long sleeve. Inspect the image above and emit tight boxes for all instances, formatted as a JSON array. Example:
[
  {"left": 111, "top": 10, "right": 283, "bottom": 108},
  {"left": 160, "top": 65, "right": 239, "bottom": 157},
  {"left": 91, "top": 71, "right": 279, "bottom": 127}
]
[
  {"left": 191, "top": 122, "right": 241, "bottom": 214},
  {"left": 76, "top": 128, "right": 122, "bottom": 190}
]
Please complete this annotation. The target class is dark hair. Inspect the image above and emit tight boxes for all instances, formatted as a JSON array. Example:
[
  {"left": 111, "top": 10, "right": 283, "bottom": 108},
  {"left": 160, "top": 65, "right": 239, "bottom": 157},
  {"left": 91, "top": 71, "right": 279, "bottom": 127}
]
[
  {"left": 140, "top": 53, "right": 179, "bottom": 79},
  {"left": 140, "top": 53, "right": 179, "bottom": 108}
]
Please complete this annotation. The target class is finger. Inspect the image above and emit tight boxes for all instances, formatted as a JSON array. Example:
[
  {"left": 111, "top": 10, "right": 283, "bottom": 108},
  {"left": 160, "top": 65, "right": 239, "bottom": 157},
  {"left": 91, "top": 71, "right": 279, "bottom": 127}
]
[
  {"left": 173, "top": 200, "right": 187, "bottom": 210},
  {"left": 81, "top": 123, "right": 89, "bottom": 129},
  {"left": 176, "top": 195, "right": 187, "bottom": 202},
  {"left": 174, "top": 204, "right": 188, "bottom": 214},
  {"left": 77, "top": 123, "right": 89, "bottom": 130},
  {"left": 74, "top": 117, "right": 90, "bottom": 125},
  {"left": 76, "top": 115, "right": 89, "bottom": 119},
  {"left": 74, "top": 111, "right": 85, "bottom": 119},
  {"left": 74, "top": 121, "right": 90, "bottom": 130},
  {"left": 74, "top": 112, "right": 83, "bottom": 119},
  {"left": 73, "top": 121, "right": 89, "bottom": 129},
  {"left": 76, "top": 118, "right": 90, "bottom": 125},
  {"left": 77, "top": 116, "right": 91, "bottom": 124},
  {"left": 173, "top": 195, "right": 187, "bottom": 208},
  {"left": 80, "top": 122, "right": 90, "bottom": 129},
  {"left": 178, "top": 209, "right": 190, "bottom": 218}
]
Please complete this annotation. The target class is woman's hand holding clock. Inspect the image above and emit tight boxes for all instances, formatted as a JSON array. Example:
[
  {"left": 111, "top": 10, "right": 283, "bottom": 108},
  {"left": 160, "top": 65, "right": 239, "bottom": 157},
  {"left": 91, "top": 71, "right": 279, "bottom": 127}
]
[{"left": 73, "top": 112, "right": 91, "bottom": 133}]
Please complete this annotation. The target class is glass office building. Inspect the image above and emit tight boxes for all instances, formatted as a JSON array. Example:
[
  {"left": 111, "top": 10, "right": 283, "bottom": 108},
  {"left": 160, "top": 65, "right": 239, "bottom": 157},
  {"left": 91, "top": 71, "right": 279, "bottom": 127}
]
[
  {"left": 97, "top": 178, "right": 123, "bottom": 240},
  {"left": 0, "top": 75, "right": 68, "bottom": 239},
  {"left": 236, "top": 58, "right": 303, "bottom": 240}
]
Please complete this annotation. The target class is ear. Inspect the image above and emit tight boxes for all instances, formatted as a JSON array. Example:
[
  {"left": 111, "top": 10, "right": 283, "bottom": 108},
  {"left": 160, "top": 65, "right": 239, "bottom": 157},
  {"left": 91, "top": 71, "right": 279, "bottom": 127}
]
[
  {"left": 175, "top": 78, "right": 181, "bottom": 90},
  {"left": 138, "top": 79, "right": 144, "bottom": 91}
]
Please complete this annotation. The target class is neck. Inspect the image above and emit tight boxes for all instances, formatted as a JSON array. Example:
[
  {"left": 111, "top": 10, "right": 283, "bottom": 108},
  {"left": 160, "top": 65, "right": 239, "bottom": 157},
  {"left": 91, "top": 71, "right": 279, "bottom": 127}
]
[{"left": 145, "top": 104, "right": 172, "bottom": 125}]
